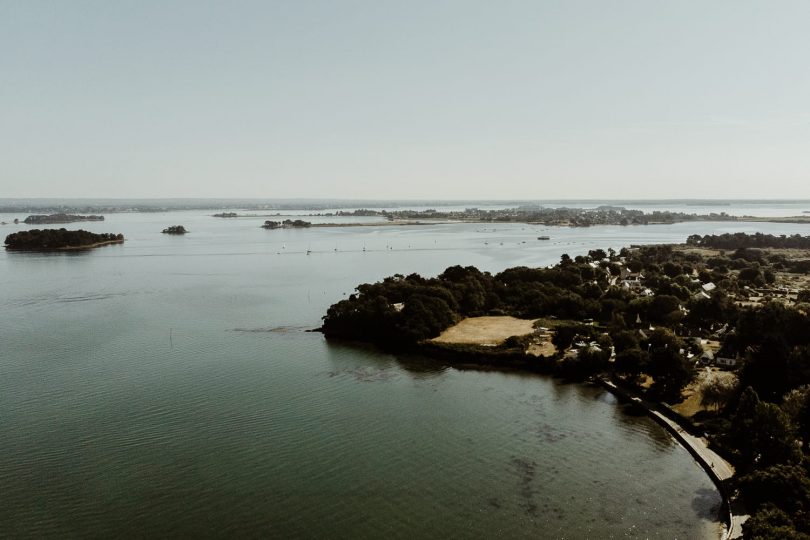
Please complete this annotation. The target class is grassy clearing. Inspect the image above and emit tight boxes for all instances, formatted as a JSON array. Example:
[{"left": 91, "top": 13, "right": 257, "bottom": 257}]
[{"left": 431, "top": 316, "right": 537, "bottom": 346}]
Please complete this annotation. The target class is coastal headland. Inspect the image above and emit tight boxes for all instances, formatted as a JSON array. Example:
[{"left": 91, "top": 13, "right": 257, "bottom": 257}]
[{"left": 322, "top": 232, "right": 810, "bottom": 539}]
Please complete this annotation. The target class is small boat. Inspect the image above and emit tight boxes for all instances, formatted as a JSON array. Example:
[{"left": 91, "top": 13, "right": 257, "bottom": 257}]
[{"left": 537, "top": 236, "right": 550, "bottom": 240}]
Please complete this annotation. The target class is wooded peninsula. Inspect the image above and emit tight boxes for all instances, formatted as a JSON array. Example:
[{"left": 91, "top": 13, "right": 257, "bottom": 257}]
[
  {"left": 4, "top": 229, "right": 124, "bottom": 250},
  {"left": 323, "top": 232, "right": 810, "bottom": 539}
]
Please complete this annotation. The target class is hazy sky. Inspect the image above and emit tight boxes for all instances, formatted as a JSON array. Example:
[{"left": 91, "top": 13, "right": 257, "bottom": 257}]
[{"left": 2, "top": 1, "right": 809, "bottom": 200}]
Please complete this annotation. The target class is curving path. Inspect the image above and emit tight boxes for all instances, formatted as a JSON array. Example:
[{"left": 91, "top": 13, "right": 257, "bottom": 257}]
[{"left": 598, "top": 378, "right": 748, "bottom": 539}]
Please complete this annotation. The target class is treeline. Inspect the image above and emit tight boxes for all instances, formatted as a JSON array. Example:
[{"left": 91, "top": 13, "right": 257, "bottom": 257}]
[
  {"left": 23, "top": 213, "right": 105, "bottom": 224},
  {"left": 4, "top": 229, "right": 124, "bottom": 249},
  {"left": 323, "top": 244, "right": 763, "bottom": 345},
  {"left": 322, "top": 242, "right": 810, "bottom": 362},
  {"left": 688, "top": 232, "right": 810, "bottom": 250},
  {"left": 322, "top": 244, "right": 770, "bottom": 347},
  {"left": 322, "top": 255, "right": 628, "bottom": 346}
]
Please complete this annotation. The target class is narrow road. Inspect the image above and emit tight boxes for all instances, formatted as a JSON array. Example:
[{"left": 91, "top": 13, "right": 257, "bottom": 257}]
[{"left": 599, "top": 378, "right": 747, "bottom": 539}]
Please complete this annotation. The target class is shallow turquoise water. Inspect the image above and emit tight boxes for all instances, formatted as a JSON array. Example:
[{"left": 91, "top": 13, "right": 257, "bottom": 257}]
[{"left": 3, "top": 211, "right": 807, "bottom": 538}]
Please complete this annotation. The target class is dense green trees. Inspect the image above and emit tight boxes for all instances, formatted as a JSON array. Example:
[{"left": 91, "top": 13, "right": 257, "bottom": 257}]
[
  {"left": 321, "top": 273, "right": 465, "bottom": 347},
  {"left": 743, "top": 504, "right": 810, "bottom": 540},
  {"left": 262, "top": 219, "right": 311, "bottom": 229},
  {"left": 741, "top": 465, "right": 810, "bottom": 517},
  {"left": 551, "top": 323, "right": 578, "bottom": 351},
  {"left": 614, "top": 348, "right": 647, "bottom": 379},
  {"left": 648, "top": 294, "right": 683, "bottom": 325},
  {"left": 684, "top": 292, "right": 736, "bottom": 331},
  {"left": 741, "top": 464, "right": 810, "bottom": 538},
  {"left": 688, "top": 233, "right": 810, "bottom": 250},
  {"left": 729, "top": 387, "right": 801, "bottom": 471},
  {"left": 23, "top": 213, "right": 104, "bottom": 224},
  {"left": 397, "top": 294, "right": 456, "bottom": 343},
  {"left": 643, "top": 329, "right": 692, "bottom": 401},
  {"left": 5, "top": 229, "right": 123, "bottom": 249},
  {"left": 559, "top": 345, "right": 610, "bottom": 379},
  {"left": 736, "top": 388, "right": 810, "bottom": 538}
]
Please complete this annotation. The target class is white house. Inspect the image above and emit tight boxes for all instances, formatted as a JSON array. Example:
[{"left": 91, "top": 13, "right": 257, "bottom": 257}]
[{"left": 716, "top": 357, "right": 738, "bottom": 368}]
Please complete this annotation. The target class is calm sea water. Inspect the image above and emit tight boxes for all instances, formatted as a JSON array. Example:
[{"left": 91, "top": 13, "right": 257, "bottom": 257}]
[{"left": 2, "top": 209, "right": 808, "bottom": 538}]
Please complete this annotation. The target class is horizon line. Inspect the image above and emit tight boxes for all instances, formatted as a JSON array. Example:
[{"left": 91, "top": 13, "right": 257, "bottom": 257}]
[{"left": 3, "top": 197, "right": 810, "bottom": 203}]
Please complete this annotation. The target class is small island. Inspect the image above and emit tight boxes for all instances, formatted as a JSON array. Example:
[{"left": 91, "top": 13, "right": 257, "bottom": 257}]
[
  {"left": 5, "top": 229, "right": 124, "bottom": 250},
  {"left": 323, "top": 232, "right": 810, "bottom": 539},
  {"left": 162, "top": 225, "right": 188, "bottom": 235},
  {"left": 262, "top": 219, "right": 311, "bottom": 229},
  {"left": 23, "top": 213, "right": 105, "bottom": 224},
  {"left": 213, "top": 212, "right": 239, "bottom": 218}
]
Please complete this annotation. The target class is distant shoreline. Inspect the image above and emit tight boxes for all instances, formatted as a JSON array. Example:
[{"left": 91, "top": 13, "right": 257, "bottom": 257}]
[
  {"left": 307, "top": 215, "right": 810, "bottom": 228},
  {"left": 3, "top": 199, "right": 810, "bottom": 215}
]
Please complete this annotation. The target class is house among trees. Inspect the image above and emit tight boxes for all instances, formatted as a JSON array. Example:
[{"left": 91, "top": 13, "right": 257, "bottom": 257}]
[
  {"left": 699, "top": 350, "right": 714, "bottom": 365},
  {"left": 715, "top": 356, "right": 738, "bottom": 368},
  {"left": 621, "top": 273, "right": 644, "bottom": 289}
]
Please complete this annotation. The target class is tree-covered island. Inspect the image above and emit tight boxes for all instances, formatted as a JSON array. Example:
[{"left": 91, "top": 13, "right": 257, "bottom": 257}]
[
  {"left": 23, "top": 213, "right": 105, "bottom": 224},
  {"left": 323, "top": 232, "right": 810, "bottom": 539},
  {"left": 4, "top": 229, "right": 124, "bottom": 250},
  {"left": 162, "top": 225, "right": 188, "bottom": 234},
  {"left": 262, "top": 219, "right": 311, "bottom": 229}
]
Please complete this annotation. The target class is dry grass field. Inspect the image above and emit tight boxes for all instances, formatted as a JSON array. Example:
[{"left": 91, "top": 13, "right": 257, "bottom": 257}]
[{"left": 431, "top": 316, "right": 537, "bottom": 346}]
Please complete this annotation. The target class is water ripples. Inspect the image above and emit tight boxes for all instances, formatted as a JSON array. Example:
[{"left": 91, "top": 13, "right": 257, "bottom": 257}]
[{"left": 0, "top": 215, "right": 733, "bottom": 539}]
